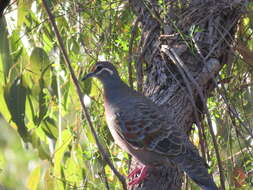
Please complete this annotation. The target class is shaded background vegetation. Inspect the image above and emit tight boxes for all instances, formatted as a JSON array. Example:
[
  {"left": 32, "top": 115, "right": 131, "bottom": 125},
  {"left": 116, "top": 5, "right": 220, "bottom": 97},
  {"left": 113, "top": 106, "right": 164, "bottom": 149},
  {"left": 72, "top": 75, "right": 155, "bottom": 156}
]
[{"left": 0, "top": 0, "right": 253, "bottom": 189}]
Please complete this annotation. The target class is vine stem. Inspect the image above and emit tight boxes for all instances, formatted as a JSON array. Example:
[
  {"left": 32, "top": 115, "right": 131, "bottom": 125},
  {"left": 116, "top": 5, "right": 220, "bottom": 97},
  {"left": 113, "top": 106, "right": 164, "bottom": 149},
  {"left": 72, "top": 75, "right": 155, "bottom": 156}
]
[{"left": 41, "top": 1, "right": 127, "bottom": 189}]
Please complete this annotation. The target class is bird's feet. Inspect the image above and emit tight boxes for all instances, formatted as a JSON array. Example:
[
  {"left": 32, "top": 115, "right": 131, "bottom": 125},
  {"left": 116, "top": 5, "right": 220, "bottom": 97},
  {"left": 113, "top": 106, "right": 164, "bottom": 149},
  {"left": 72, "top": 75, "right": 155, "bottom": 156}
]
[{"left": 128, "top": 166, "right": 149, "bottom": 186}]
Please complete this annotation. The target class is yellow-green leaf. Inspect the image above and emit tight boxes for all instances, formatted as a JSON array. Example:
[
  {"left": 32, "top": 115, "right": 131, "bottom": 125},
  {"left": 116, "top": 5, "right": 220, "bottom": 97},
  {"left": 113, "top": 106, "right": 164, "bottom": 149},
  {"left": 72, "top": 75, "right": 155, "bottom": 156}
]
[
  {"left": 27, "top": 166, "right": 41, "bottom": 190},
  {"left": 54, "top": 130, "right": 72, "bottom": 190},
  {"left": 44, "top": 167, "right": 55, "bottom": 190},
  {"left": 29, "top": 47, "right": 51, "bottom": 85}
]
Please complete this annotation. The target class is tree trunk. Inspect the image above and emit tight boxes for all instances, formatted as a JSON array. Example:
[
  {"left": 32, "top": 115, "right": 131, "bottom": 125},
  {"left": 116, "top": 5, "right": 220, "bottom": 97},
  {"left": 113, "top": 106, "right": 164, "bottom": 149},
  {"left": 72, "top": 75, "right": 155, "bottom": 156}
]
[
  {"left": 0, "top": 0, "right": 10, "bottom": 17},
  {"left": 127, "top": 0, "right": 246, "bottom": 189}
]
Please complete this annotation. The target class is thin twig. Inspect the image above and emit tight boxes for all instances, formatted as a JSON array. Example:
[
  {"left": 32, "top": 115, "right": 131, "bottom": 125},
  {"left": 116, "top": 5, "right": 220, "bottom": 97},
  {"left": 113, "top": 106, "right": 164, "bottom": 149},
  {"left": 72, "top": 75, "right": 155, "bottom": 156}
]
[
  {"left": 163, "top": 46, "right": 210, "bottom": 170},
  {"left": 189, "top": 14, "right": 243, "bottom": 187},
  {"left": 216, "top": 75, "right": 253, "bottom": 139},
  {"left": 169, "top": 48, "right": 226, "bottom": 190},
  {"left": 161, "top": 45, "right": 203, "bottom": 127},
  {"left": 197, "top": 124, "right": 207, "bottom": 163},
  {"left": 41, "top": 1, "right": 127, "bottom": 189},
  {"left": 204, "top": 15, "right": 240, "bottom": 61}
]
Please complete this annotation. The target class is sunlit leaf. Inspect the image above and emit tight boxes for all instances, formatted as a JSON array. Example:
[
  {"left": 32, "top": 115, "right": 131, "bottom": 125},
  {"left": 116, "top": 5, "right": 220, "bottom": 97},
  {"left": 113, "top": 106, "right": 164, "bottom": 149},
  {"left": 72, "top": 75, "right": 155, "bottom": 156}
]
[
  {"left": 0, "top": 17, "right": 14, "bottom": 83},
  {"left": 0, "top": 151, "right": 5, "bottom": 172},
  {"left": 29, "top": 47, "right": 51, "bottom": 85},
  {"left": 27, "top": 165, "right": 41, "bottom": 190},
  {"left": 44, "top": 167, "right": 55, "bottom": 190},
  {"left": 54, "top": 130, "right": 72, "bottom": 190},
  {"left": 64, "top": 148, "right": 84, "bottom": 187},
  {"left": 17, "top": 0, "right": 33, "bottom": 28}
]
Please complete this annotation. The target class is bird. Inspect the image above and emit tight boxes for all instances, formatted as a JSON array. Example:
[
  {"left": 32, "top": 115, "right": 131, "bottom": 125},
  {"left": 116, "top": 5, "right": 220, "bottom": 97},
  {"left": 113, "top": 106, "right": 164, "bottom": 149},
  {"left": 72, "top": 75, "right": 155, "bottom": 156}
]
[{"left": 82, "top": 61, "right": 219, "bottom": 190}]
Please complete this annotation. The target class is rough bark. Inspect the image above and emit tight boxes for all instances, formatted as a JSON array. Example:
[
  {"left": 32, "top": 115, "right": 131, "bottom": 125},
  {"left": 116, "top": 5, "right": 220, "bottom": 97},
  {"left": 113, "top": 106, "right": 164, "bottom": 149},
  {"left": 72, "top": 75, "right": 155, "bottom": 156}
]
[{"left": 127, "top": 0, "right": 247, "bottom": 189}]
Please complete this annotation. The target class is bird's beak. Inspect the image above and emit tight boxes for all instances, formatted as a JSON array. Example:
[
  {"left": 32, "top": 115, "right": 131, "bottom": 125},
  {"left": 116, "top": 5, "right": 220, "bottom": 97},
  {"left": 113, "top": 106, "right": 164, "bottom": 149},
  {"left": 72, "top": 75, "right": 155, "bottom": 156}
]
[{"left": 81, "top": 72, "right": 96, "bottom": 81}]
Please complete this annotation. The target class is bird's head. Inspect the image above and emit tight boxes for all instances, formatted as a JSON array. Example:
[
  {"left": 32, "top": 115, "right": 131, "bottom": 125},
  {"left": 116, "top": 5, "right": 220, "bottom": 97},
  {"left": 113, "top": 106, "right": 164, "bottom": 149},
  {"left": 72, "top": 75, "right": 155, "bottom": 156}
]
[{"left": 82, "top": 61, "right": 120, "bottom": 82}]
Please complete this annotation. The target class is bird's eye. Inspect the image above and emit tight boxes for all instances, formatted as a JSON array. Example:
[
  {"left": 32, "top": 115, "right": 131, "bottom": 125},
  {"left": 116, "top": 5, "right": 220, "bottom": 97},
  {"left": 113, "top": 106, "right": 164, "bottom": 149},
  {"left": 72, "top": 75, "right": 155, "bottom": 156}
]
[{"left": 96, "top": 66, "right": 102, "bottom": 71}]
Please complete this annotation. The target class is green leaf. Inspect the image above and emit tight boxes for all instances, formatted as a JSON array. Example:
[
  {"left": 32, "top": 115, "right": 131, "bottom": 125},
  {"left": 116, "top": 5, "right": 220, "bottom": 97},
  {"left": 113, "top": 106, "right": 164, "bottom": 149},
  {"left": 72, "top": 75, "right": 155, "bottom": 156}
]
[
  {"left": 0, "top": 151, "right": 5, "bottom": 172},
  {"left": 42, "top": 33, "right": 54, "bottom": 52},
  {"left": 27, "top": 48, "right": 51, "bottom": 126},
  {"left": 30, "top": 131, "right": 51, "bottom": 160},
  {"left": 0, "top": 85, "right": 11, "bottom": 124},
  {"left": 64, "top": 149, "right": 84, "bottom": 186},
  {"left": 36, "top": 80, "right": 49, "bottom": 125},
  {"left": 17, "top": 0, "right": 32, "bottom": 28},
  {"left": 27, "top": 165, "right": 41, "bottom": 190},
  {"left": 4, "top": 76, "right": 29, "bottom": 142},
  {"left": 54, "top": 130, "right": 72, "bottom": 190},
  {"left": 89, "top": 80, "right": 101, "bottom": 98},
  {"left": 0, "top": 17, "right": 14, "bottom": 83},
  {"left": 41, "top": 117, "right": 58, "bottom": 140},
  {"left": 44, "top": 167, "right": 55, "bottom": 190},
  {"left": 29, "top": 47, "right": 51, "bottom": 85},
  {"left": 80, "top": 77, "right": 92, "bottom": 95}
]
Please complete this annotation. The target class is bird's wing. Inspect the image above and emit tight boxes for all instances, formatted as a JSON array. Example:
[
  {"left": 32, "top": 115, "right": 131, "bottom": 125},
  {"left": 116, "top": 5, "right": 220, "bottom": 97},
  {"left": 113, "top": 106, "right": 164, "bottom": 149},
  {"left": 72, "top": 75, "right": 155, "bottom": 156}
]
[
  {"left": 114, "top": 98, "right": 217, "bottom": 190},
  {"left": 114, "top": 98, "right": 189, "bottom": 157}
]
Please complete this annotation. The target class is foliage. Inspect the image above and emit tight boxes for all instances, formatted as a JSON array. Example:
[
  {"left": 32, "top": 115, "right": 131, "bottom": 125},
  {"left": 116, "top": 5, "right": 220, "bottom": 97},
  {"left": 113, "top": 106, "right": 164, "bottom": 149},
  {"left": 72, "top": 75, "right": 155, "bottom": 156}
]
[{"left": 0, "top": 0, "right": 252, "bottom": 190}]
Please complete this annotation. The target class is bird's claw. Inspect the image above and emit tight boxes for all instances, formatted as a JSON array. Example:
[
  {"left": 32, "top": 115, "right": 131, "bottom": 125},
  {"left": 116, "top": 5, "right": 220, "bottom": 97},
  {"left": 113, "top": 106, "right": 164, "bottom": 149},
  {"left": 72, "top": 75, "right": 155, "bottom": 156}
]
[{"left": 128, "top": 166, "right": 149, "bottom": 186}]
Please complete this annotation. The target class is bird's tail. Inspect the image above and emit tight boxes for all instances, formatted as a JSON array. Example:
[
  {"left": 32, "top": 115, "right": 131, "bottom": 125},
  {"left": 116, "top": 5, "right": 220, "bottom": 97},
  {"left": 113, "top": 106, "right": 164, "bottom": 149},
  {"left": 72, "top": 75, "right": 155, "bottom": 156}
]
[
  {"left": 185, "top": 167, "right": 218, "bottom": 190},
  {"left": 174, "top": 155, "right": 219, "bottom": 190}
]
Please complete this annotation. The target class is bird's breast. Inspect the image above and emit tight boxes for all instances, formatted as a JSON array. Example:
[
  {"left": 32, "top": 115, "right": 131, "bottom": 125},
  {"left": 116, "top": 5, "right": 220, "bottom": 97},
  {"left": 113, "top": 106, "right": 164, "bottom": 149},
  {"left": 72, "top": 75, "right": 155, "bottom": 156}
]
[{"left": 104, "top": 101, "right": 127, "bottom": 147}]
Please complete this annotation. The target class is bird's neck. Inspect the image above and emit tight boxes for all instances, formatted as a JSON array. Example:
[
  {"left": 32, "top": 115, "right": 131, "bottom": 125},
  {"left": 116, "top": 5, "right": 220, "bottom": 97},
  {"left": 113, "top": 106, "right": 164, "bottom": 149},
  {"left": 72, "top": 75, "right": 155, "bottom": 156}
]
[{"left": 102, "top": 78, "right": 129, "bottom": 104}]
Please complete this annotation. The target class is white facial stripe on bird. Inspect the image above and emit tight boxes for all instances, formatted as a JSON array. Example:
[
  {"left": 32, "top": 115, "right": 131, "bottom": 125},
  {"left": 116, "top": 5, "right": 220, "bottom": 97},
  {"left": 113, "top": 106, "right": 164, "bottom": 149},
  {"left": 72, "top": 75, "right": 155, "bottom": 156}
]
[{"left": 96, "top": 67, "right": 114, "bottom": 75}]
